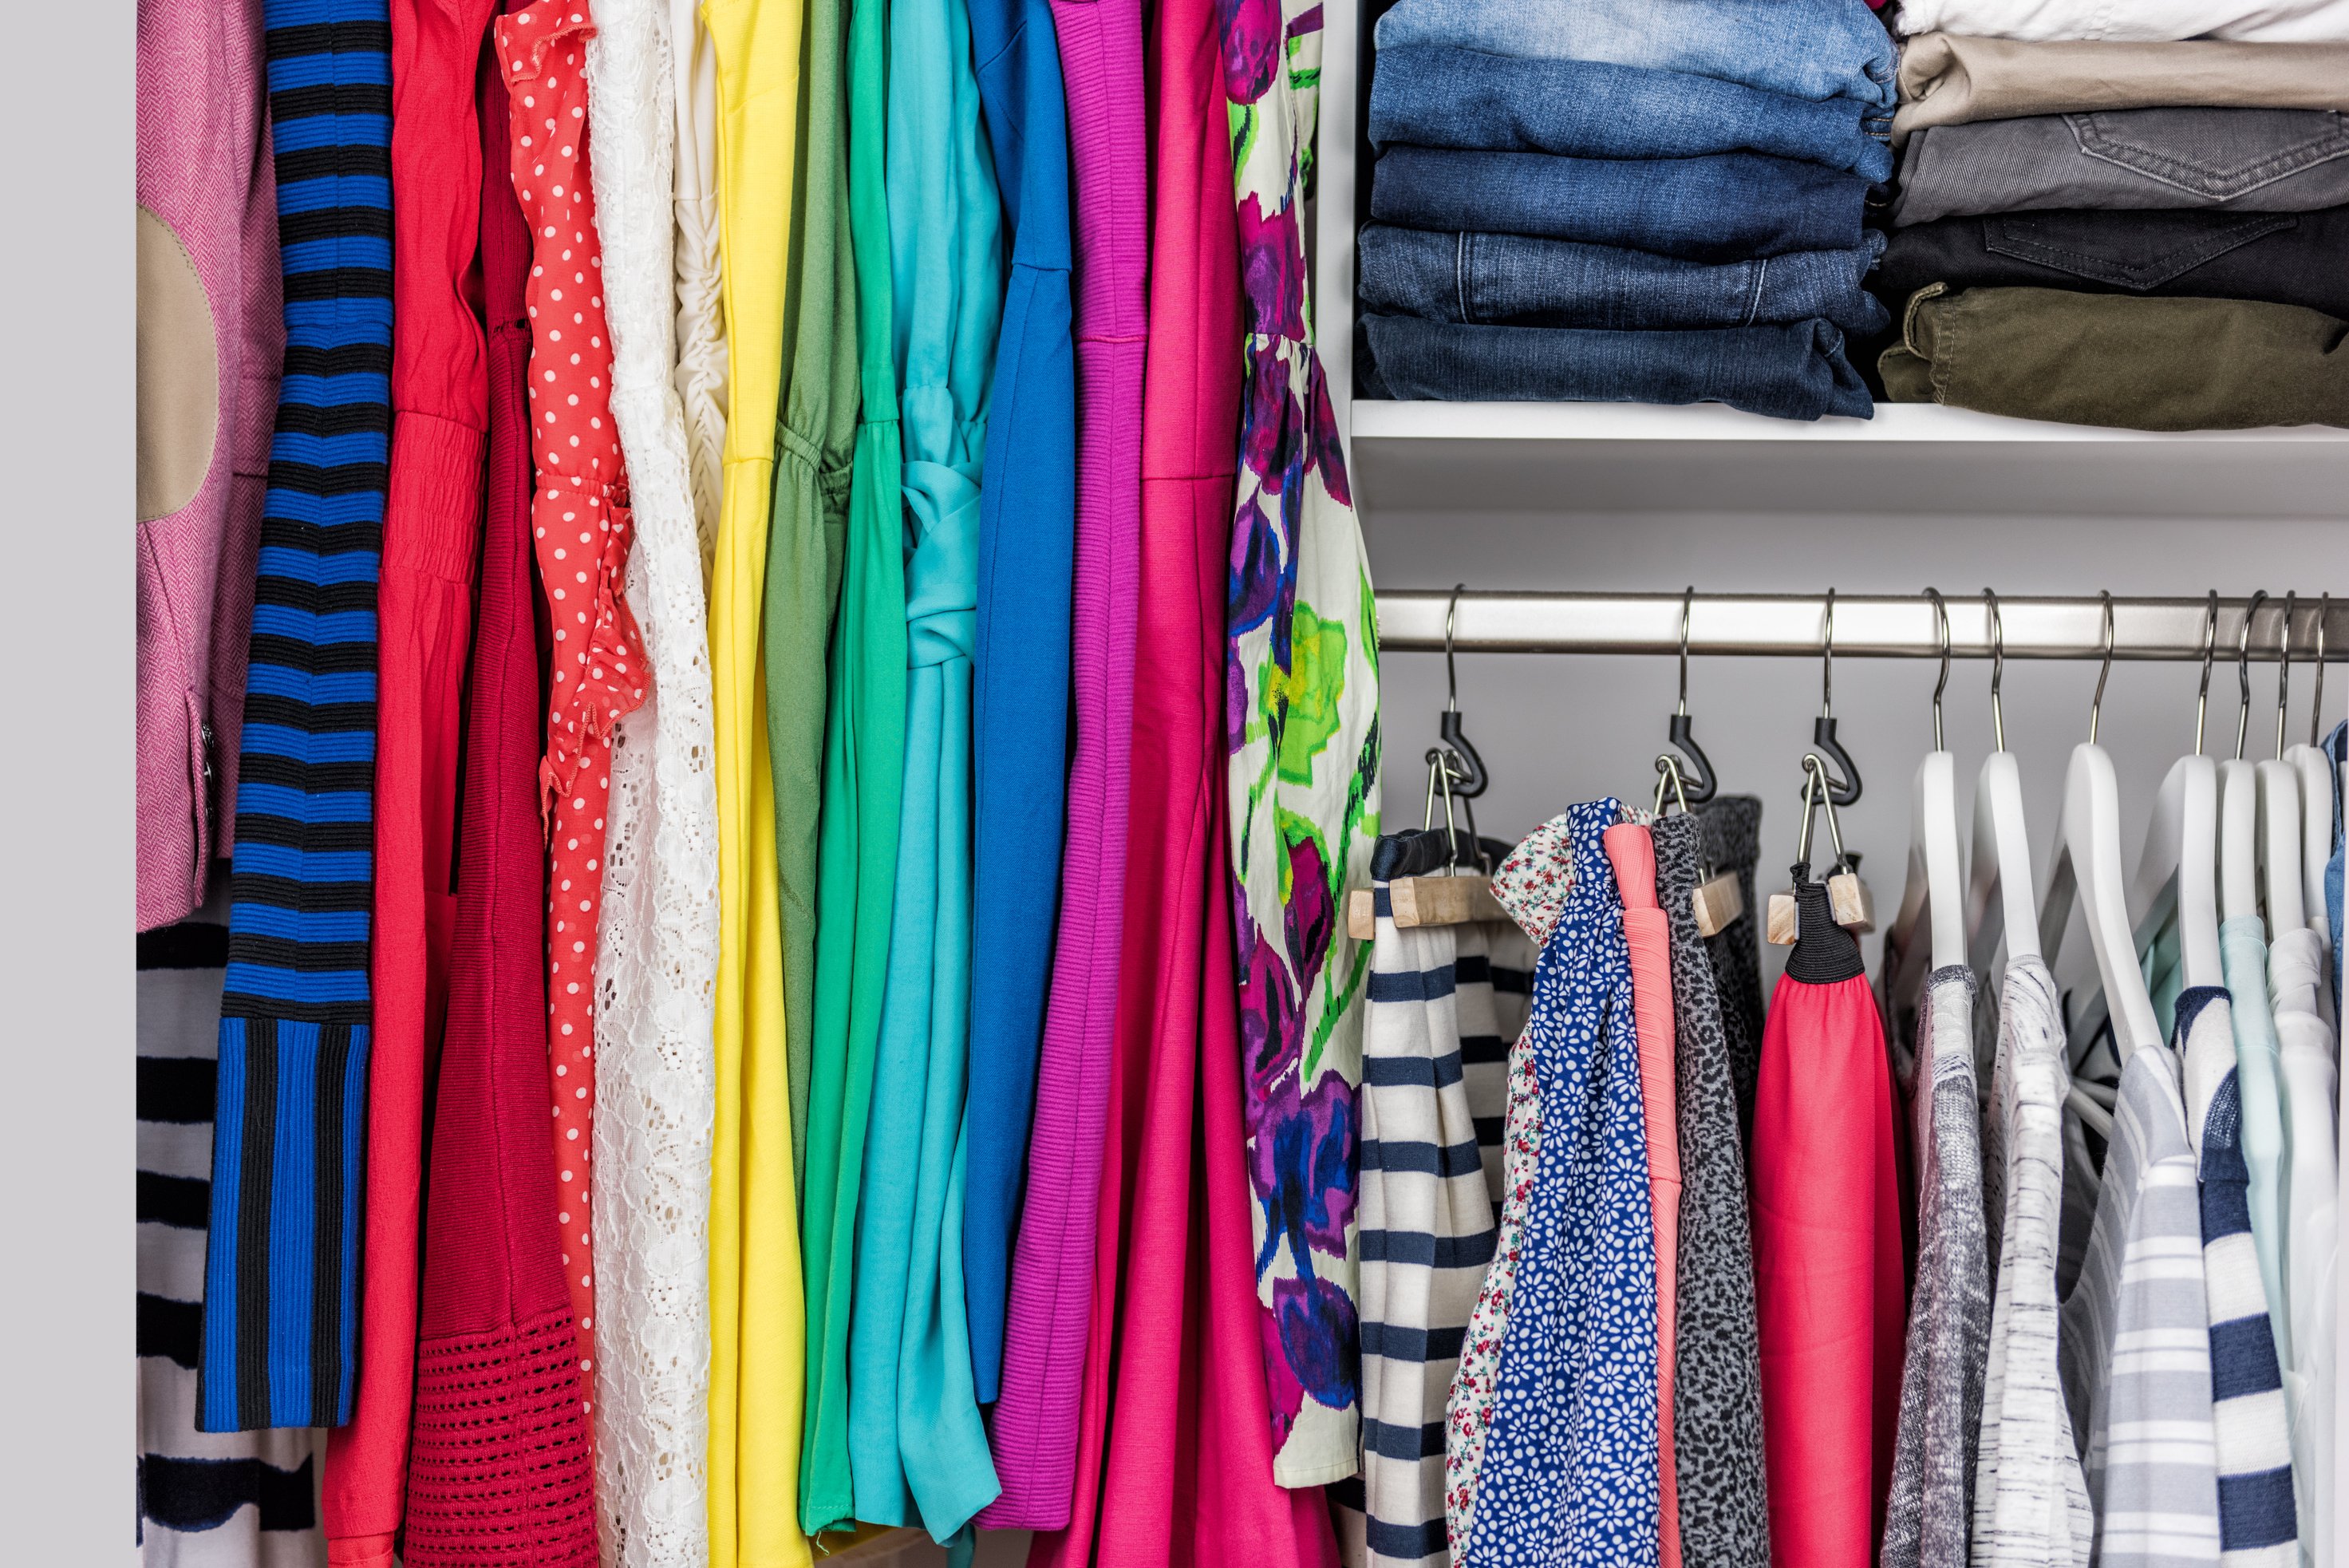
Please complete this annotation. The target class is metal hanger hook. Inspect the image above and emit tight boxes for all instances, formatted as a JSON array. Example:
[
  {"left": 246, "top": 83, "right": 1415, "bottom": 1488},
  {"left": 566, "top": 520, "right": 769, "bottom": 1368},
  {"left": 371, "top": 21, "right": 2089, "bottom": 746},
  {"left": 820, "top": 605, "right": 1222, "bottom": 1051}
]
[
  {"left": 2276, "top": 591, "right": 2296, "bottom": 760},
  {"left": 1820, "top": 588, "right": 1838, "bottom": 718},
  {"left": 1443, "top": 585, "right": 1464, "bottom": 714},
  {"left": 1652, "top": 752, "right": 1693, "bottom": 820},
  {"left": 1984, "top": 588, "right": 2008, "bottom": 753},
  {"left": 1662, "top": 585, "right": 1718, "bottom": 803},
  {"left": 2089, "top": 590, "right": 2114, "bottom": 746},
  {"left": 1798, "top": 589, "right": 1863, "bottom": 807},
  {"left": 1435, "top": 584, "right": 1490, "bottom": 800},
  {"left": 2236, "top": 589, "right": 2268, "bottom": 761},
  {"left": 1926, "top": 587, "right": 1949, "bottom": 752},
  {"left": 2196, "top": 590, "right": 2218, "bottom": 756},
  {"left": 2314, "top": 593, "right": 2331, "bottom": 748}
]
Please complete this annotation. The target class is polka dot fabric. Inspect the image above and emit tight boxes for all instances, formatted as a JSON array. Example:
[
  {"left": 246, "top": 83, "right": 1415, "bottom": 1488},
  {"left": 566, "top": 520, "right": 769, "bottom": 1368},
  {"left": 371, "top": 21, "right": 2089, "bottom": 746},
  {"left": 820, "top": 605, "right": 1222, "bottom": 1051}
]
[{"left": 495, "top": 0, "right": 648, "bottom": 1428}]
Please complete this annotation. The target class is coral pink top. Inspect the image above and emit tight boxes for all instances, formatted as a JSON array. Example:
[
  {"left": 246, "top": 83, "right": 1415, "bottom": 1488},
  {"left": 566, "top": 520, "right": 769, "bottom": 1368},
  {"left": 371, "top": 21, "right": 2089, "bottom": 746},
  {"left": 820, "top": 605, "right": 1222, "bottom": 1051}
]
[{"left": 1604, "top": 822, "right": 1682, "bottom": 1568}]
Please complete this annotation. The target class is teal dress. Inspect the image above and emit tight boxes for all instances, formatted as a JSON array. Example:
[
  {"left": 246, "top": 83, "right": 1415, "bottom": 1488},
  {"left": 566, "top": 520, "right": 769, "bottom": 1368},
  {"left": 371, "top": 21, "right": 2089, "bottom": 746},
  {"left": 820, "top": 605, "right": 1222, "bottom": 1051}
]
[{"left": 843, "top": 0, "right": 1005, "bottom": 1536}]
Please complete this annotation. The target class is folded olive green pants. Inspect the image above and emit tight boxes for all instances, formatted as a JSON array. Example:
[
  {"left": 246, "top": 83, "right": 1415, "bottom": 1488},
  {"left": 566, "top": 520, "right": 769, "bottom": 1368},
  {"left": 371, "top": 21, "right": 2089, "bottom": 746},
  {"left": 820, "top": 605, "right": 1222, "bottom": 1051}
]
[{"left": 1880, "top": 283, "right": 2349, "bottom": 429}]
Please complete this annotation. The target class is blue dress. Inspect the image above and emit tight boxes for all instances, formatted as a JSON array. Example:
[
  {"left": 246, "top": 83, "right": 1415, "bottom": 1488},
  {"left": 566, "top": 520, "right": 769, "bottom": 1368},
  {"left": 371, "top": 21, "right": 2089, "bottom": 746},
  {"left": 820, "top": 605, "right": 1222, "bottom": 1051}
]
[
  {"left": 961, "top": 0, "right": 1076, "bottom": 1406},
  {"left": 845, "top": 0, "right": 1007, "bottom": 1534},
  {"left": 1468, "top": 799, "right": 1661, "bottom": 1568}
]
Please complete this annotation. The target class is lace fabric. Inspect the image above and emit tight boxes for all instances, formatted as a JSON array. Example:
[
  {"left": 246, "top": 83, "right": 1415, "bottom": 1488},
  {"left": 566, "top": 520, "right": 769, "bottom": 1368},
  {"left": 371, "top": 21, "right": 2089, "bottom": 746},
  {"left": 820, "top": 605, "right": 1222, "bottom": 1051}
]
[
  {"left": 584, "top": 6, "right": 723, "bottom": 1564},
  {"left": 668, "top": 0, "right": 726, "bottom": 583}
]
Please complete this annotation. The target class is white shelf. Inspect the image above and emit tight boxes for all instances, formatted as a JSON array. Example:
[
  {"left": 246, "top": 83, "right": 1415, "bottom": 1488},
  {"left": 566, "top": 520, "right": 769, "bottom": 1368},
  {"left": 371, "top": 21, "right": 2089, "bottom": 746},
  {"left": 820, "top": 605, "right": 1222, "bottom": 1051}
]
[{"left": 1350, "top": 400, "right": 2349, "bottom": 446}]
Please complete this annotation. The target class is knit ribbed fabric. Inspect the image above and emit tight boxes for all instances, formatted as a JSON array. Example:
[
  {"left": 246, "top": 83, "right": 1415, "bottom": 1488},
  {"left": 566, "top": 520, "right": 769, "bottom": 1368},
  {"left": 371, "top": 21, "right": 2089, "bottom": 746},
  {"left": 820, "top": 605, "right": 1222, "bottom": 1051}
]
[
  {"left": 399, "top": 61, "right": 597, "bottom": 1564},
  {"left": 981, "top": 0, "right": 1149, "bottom": 1528},
  {"left": 200, "top": 0, "right": 395, "bottom": 1436}
]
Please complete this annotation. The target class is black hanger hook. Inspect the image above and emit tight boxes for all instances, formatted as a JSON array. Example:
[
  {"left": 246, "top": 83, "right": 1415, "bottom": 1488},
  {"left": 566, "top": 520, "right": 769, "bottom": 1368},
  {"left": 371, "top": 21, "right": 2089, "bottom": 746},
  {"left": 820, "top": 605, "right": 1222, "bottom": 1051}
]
[
  {"left": 1664, "top": 586, "right": 1719, "bottom": 804},
  {"left": 1438, "top": 584, "right": 1489, "bottom": 800},
  {"left": 1806, "top": 588, "right": 1862, "bottom": 808}
]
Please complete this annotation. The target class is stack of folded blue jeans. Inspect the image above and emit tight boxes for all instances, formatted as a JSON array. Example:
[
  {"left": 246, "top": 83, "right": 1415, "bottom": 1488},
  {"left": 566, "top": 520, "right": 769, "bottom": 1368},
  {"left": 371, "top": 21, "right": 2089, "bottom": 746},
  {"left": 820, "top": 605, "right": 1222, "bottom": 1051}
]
[{"left": 1358, "top": 0, "right": 1901, "bottom": 421}]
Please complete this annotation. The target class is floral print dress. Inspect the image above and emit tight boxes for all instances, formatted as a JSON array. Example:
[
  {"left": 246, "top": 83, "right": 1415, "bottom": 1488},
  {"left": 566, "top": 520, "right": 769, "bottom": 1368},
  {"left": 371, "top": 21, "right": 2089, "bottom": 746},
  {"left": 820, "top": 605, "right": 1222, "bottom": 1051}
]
[{"left": 1221, "top": 0, "right": 1384, "bottom": 1488}]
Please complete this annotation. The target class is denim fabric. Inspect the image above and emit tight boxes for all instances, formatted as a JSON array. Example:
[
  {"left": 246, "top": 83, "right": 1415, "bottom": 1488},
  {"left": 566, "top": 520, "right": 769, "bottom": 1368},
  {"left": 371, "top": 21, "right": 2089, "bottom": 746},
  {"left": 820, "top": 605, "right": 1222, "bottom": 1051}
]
[
  {"left": 1372, "top": 146, "right": 1872, "bottom": 262},
  {"left": 1879, "top": 283, "right": 2349, "bottom": 429},
  {"left": 1374, "top": 0, "right": 1898, "bottom": 109},
  {"left": 1361, "top": 223, "right": 1890, "bottom": 334},
  {"left": 1369, "top": 45, "right": 1893, "bottom": 179},
  {"left": 1892, "top": 108, "right": 2349, "bottom": 224},
  {"left": 1877, "top": 206, "right": 2349, "bottom": 320},
  {"left": 1362, "top": 313, "right": 1877, "bottom": 421}
]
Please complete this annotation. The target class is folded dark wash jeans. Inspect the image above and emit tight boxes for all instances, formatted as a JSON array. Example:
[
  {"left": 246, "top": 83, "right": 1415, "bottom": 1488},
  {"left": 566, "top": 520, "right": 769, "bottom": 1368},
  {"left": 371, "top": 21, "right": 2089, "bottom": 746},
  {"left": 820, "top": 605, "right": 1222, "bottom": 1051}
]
[
  {"left": 1360, "top": 223, "right": 1891, "bottom": 334},
  {"left": 1892, "top": 107, "right": 2349, "bottom": 223},
  {"left": 1372, "top": 0, "right": 1900, "bottom": 111},
  {"left": 1368, "top": 45, "right": 1894, "bottom": 180},
  {"left": 1373, "top": 145, "right": 1871, "bottom": 261},
  {"left": 1878, "top": 206, "right": 2349, "bottom": 319},
  {"left": 1362, "top": 312, "right": 1877, "bottom": 421},
  {"left": 1879, "top": 282, "right": 2349, "bottom": 429}
]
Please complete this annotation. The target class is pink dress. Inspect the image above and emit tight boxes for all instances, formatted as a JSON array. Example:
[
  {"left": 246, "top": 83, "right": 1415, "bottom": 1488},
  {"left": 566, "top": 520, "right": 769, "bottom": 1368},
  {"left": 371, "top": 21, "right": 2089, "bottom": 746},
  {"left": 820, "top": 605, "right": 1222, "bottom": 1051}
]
[{"left": 1605, "top": 823, "right": 1683, "bottom": 1568}]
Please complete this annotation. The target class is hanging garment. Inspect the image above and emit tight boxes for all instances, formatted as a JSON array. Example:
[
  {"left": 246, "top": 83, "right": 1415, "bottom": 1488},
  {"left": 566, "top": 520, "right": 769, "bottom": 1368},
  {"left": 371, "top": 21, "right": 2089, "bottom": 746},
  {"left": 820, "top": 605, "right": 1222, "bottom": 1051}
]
[
  {"left": 981, "top": 0, "right": 1148, "bottom": 1528},
  {"left": 1030, "top": 0, "right": 1336, "bottom": 1556},
  {"left": 1466, "top": 800, "right": 1659, "bottom": 1568},
  {"left": 701, "top": 0, "right": 811, "bottom": 1558},
  {"left": 2270, "top": 930, "right": 2336, "bottom": 1566},
  {"left": 1605, "top": 823, "right": 1682, "bottom": 1568},
  {"left": 2221, "top": 917, "right": 2296, "bottom": 1361},
  {"left": 1225, "top": 0, "right": 1385, "bottom": 1486},
  {"left": 499, "top": 0, "right": 651, "bottom": 1428},
  {"left": 1751, "top": 869, "right": 1908, "bottom": 1568},
  {"left": 798, "top": 0, "right": 908, "bottom": 1531},
  {"left": 1696, "top": 797, "right": 1767, "bottom": 1143},
  {"left": 1457, "top": 912, "right": 1536, "bottom": 1212},
  {"left": 1882, "top": 966, "right": 1991, "bottom": 1568},
  {"left": 764, "top": 0, "right": 859, "bottom": 1200},
  {"left": 671, "top": 0, "right": 726, "bottom": 571},
  {"left": 961, "top": 0, "right": 1076, "bottom": 1405},
  {"left": 327, "top": 0, "right": 495, "bottom": 1547},
  {"left": 1970, "top": 957, "right": 2093, "bottom": 1568},
  {"left": 199, "top": 0, "right": 393, "bottom": 1437},
  {"left": 139, "top": 909, "right": 328, "bottom": 1566},
  {"left": 1652, "top": 814, "right": 1769, "bottom": 1568},
  {"left": 581, "top": 0, "right": 726, "bottom": 1554},
  {"left": 400, "top": 111, "right": 598, "bottom": 1558},
  {"left": 2058, "top": 1034, "right": 2221, "bottom": 1568},
  {"left": 843, "top": 0, "right": 1006, "bottom": 1530},
  {"left": 1352, "top": 833, "right": 1506, "bottom": 1568},
  {"left": 2177, "top": 984, "right": 2300, "bottom": 1568},
  {"left": 135, "top": 0, "right": 280, "bottom": 932}
]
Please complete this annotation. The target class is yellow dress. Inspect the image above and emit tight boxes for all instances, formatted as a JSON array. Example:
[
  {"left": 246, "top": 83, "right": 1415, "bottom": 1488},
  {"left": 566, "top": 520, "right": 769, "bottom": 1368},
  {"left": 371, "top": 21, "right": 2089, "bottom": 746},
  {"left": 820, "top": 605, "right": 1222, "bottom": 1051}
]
[{"left": 703, "top": 0, "right": 811, "bottom": 1563}]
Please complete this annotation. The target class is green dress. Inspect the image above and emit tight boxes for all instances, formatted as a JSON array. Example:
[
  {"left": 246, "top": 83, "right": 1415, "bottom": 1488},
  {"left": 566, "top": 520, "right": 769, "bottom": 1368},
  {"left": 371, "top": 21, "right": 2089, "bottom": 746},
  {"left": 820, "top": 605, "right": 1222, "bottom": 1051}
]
[
  {"left": 795, "top": 0, "right": 908, "bottom": 1534},
  {"left": 765, "top": 0, "right": 860, "bottom": 1189}
]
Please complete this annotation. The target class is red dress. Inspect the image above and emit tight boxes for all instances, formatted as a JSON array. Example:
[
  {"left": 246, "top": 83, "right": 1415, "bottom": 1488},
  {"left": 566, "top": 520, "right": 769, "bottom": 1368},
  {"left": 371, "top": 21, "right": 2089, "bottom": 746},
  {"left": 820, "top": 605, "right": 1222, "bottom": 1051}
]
[
  {"left": 1749, "top": 874, "right": 1909, "bottom": 1568},
  {"left": 397, "top": 47, "right": 596, "bottom": 1565}
]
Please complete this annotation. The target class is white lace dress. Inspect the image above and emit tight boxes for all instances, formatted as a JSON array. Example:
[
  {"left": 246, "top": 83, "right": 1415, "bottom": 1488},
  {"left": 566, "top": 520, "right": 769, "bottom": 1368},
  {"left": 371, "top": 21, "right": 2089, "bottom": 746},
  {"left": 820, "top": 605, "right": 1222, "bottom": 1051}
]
[
  {"left": 666, "top": 0, "right": 725, "bottom": 581},
  {"left": 584, "top": 5, "right": 723, "bottom": 1563}
]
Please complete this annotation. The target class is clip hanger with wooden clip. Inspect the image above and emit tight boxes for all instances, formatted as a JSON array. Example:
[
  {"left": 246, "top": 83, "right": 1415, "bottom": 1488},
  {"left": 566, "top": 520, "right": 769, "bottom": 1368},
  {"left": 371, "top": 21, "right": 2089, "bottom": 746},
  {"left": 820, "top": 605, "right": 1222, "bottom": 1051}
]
[
  {"left": 1656, "top": 751, "right": 1743, "bottom": 938},
  {"left": 1347, "top": 747, "right": 1510, "bottom": 939},
  {"left": 1769, "top": 753, "right": 1874, "bottom": 944}
]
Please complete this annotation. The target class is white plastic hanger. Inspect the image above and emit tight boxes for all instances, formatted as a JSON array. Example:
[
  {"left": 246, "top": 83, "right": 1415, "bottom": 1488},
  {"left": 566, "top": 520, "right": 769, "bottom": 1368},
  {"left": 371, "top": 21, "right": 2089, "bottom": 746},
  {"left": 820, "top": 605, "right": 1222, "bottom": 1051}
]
[
  {"left": 2256, "top": 593, "right": 2308, "bottom": 935},
  {"left": 1967, "top": 591, "right": 2042, "bottom": 983},
  {"left": 2039, "top": 593, "right": 2164, "bottom": 1062},
  {"left": 2128, "top": 591, "right": 2223, "bottom": 993},
  {"left": 2220, "top": 591, "right": 2268, "bottom": 937},
  {"left": 2282, "top": 594, "right": 2333, "bottom": 939},
  {"left": 1885, "top": 591, "right": 1967, "bottom": 1024}
]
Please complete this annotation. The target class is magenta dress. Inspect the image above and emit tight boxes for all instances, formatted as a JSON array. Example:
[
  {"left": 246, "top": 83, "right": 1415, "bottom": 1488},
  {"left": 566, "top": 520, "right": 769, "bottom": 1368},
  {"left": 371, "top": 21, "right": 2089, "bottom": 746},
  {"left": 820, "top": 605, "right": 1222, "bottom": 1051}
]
[{"left": 979, "top": 0, "right": 1149, "bottom": 1530}]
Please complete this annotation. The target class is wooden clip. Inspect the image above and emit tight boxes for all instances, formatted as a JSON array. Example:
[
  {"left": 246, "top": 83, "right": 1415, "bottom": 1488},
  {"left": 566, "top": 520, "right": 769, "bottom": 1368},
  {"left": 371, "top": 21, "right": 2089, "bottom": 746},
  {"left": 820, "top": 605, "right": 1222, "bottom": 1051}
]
[
  {"left": 1766, "top": 874, "right": 1875, "bottom": 945},
  {"left": 1346, "top": 874, "right": 1510, "bottom": 941},
  {"left": 1692, "top": 871, "right": 1743, "bottom": 938}
]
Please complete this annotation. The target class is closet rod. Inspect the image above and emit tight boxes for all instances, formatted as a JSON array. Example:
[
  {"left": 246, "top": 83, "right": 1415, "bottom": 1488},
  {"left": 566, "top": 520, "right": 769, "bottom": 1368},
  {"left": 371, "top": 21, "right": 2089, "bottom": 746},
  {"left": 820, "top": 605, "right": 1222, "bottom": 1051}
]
[{"left": 1377, "top": 592, "right": 2345, "bottom": 661}]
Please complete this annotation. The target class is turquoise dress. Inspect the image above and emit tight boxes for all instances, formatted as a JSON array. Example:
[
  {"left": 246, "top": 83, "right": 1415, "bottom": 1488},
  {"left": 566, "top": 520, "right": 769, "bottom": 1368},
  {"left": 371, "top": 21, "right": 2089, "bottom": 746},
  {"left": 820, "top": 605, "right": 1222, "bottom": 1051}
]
[{"left": 843, "top": 0, "right": 1005, "bottom": 1536}]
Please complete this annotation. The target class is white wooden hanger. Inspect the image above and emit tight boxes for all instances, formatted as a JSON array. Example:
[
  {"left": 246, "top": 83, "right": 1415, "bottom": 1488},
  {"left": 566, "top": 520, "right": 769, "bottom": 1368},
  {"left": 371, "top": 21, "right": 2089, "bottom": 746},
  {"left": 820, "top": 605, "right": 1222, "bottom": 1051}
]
[
  {"left": 2039, "top": 593, "right": 2164, "bottom": 1061},
  {"left": 1967, "top": 591, "right": 2042, "bottom": 981},
  {"left": 1884, "top": 592, "right": 1967, "bottom": 1024},
  {"left": 2220, "top": 592, "right": 2268, "bottom": 936},
  {"left": 2128, "top": 591, "right": 2223, "bottom": 993}
]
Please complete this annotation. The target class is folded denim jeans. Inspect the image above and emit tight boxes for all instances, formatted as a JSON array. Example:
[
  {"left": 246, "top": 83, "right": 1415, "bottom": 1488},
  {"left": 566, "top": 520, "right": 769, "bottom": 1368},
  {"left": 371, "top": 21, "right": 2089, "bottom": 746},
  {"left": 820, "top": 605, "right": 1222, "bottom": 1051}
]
[
  {"left": 1373, "top": 145, "right": 1872, "bottom": 261},
  {"left": 1374, "top": 0, "right": 1898, "bottom": 109},
  {"left": 1362, "top": 313, "right": 1877, "bottom": 421},
  {"left": 1893, "top": 35, "right": 2349, "bottom": 143},
  {"left": 1880, "top": 283, "right": 2349, "bottom": 429},
  {"left": 1892, "top": 108, "right": 2349, "bottom": 223},
  {"left": 1370, "top": 46, "right": 1893, "bottom": 179},
  {"left": 1877, "top": 206, "right": 2349, "bottom": 318},
  {"left": 1895, "top": 0, "right": 2349, "bottom": 43},
  {"left": 1360, "top": 223, "right": 1891, "bottom": 334}
]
